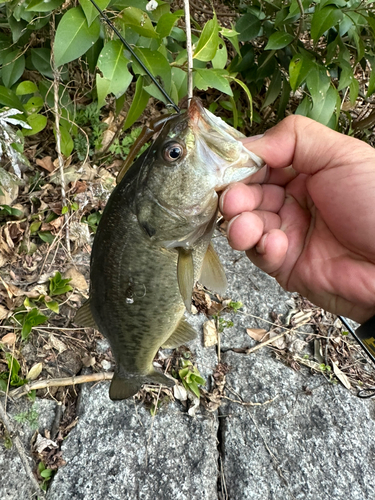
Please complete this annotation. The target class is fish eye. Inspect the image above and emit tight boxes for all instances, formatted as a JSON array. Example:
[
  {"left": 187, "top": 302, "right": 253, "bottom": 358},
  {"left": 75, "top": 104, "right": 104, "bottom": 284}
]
[{"left": 163, "top": 142, "right": 184, "bottom": 162}]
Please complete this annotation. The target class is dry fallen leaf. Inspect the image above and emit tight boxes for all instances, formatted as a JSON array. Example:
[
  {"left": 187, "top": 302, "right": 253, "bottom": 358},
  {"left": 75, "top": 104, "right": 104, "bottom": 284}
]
[
  {"left": 332, "top": 361, "right": 351, "bottom": 390},
  {"left": 246, "top": 328, "right": 268, "bottom": 342},
  {"left": 36, "top": 156, "right": 55, "bottom": 173},
  {"left": 34, "top": 433, "right": 58, "bottom": 454},
  {"left": 173, "top": 384, "right": 188, "bottom": 402},
  {"left": 0, "top": 304, "right": 10, "bottom": 320},
  {"left": 1, "top": 332, "right": 16, "bottom": 345},
  {"left": 63, "top": 267, "right": 88, "bottom": 291},
  {"left": 49, "top": 334, "right": 67, "bottom": 354},
  {"left": 27, "top": 362, "right": 43, "bottom": 380},
  {"left": 203, "top": 319, "right": 218, "bottom": 347}
]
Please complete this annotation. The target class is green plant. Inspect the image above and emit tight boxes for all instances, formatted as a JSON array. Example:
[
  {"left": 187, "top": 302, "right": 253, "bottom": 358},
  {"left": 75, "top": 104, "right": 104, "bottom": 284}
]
[
  {"left": 108, "top": 126, "right": 149, "bottom": 159},
  {"left": 49, "top": 271, "right": 73, "bottom": 296},
  {"left": 38, "top": 462, "right": 54, "bottom": 491},
  {"left": 14, "top": 404, "right": 39, "bottom": 430},
  {"left": 178, "top": 360, "right": 206, "bottom": 398},
  {"left": 0, "top": 353, "right": 28, "bottom": 392}
]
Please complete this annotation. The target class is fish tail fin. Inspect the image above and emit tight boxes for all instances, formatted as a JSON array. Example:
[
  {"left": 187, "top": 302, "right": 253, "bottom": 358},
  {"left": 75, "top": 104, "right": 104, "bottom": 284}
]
[
  {"left": 109, "top": 372, "right": 142, "bottom": 401},
  {"left": 147, "top": 369, "right": 175, "bottom": 389}
]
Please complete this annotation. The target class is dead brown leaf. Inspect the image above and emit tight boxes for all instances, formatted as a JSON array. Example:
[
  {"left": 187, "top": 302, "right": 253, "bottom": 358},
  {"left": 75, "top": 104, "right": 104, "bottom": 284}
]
[
  {"left": 36, "top": 156, "right": 55, "bottom": 173},
  {"left": 1, "top": 331, "right": 16, "bottom": 345},
  {"left": 246, "top": 328, "right": 268, "bottom": 342}
]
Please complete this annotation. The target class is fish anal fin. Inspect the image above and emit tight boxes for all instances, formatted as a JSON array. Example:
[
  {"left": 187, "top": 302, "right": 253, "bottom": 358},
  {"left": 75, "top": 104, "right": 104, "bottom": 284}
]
[
  {"left": 162, "top": 317, "right": 197, "bottom": 349},
  {"left": 109, "top": 372, "right": 142, "bottom": 401},
  {"left": 199, "top": 243, "right": 227, "bottom": 294},
  {"left": 177, "top": 248, "right": 195, "bottom": 312},
  {"left": 74, "top": 299, "right": 98, "bottom": 329}
]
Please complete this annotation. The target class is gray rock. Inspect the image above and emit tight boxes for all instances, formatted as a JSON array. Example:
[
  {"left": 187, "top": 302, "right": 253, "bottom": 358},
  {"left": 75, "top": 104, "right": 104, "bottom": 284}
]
[
  {"left": 220, "top": 350, "right": 375, "bottom": 500},
  {"left": 47, "top": 383, "right": 218, "bottom": 500},
  {"left": 0, "top": 398, "right": 57, "bottom": 500}
]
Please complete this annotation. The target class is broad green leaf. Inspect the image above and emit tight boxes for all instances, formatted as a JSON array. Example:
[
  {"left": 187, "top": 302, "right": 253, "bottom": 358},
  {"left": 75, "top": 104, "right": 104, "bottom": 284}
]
[
  {"left": 148, "top": 2, "right": 170, "bottom": 22},
  {"left": 156, "top": 12, "right": 179, "bottom": 39},
  {"left": 54, "top": 7, "right": 100, "bottom": 67},
  {"left": 2, "top": 50, "right": 25, "bottom": 88},
  {"left": 119, "top": 7, "right": 158, "bottom": 38},
  {"left": 311, "top": 7, "right": 343, "bottom": 42},
  {"left": 261, "top": 70, "right": 282, "bottom": 109},
  {"left": 123, "top": 76, "right": 149, "bottom": 130},
  {"left": 320, "top": 0, "right": 346, "bottom": 7},
  {"left": 80, "top": 0, "right": 110, "bottom": 26},
  {"left": 21, "top": 308, "right": 47, "bottom": 340},
  {"left": 132, "top": 47, "right": 171, "bottom": 101},
  {"left": 220, "top": 26, "right": 241, "bottom": 56},
  {"left": 45, "top": 300, "right": 59, "bottom": 313},
  {"left": 289, "top": 53, "right": 315, "bottom": 92},
  {"left": 0, "top": 86, "right": 23, "bottom": 110},
  {"left": 348, "top": 26, "right": 364, "bottom": 62},
  {"left": 26, "top": 0, "right": 64, "bottom": 12},
  {"left": 306, "top": 66, "right": 331, "bottom": 105},
  {"left": 195, "top": 69, "right": 233, "bottom": 97},
  {"left": 308, "top": 85, "right": 338, "bottom": 126},
  {"left": 367, "top": 59, "right": 375, "bottom": 97},
  {"left": 96, "top": 40, "right": 132, "bottom": 108},
  {"left": 278, "top": 77, "right": 291, "bottom": 119},
  {"left": 236, "top": 13, "right": 262, "bottom": 42},
  {"left": 53, "top": 124, "right": 74, "bottom": 157},
  {"left": 337, "top": 60, "right": 355, "bottom": 91},
  {"left": 230, "top": 77, "right": 253, "bottom": 120},
  {"left": 295, "top": 95, "right": 312, "bottom": 116},
  {"left": 349, "top": 78, "right": 359, "bottom": 105},
  {"left": 212, "top": 40, "right": 228, "bottom": 69},
  {"left": 193, "top": 14, "right": 219, "bottom": 62},
  {"left": 265, "top": 32, "right": 294, "bottom": 50},
  {"left": 38, "top": 231, "right": 55, "bottom": 244},
  {"left": 171, "top": 67, "right": 187, "bottom": 103},
  {"left": 30, "top": 48, "right": 53, "bottom": 78},
  {"left": 8, "top": 16, "right": 27, "bottom": 43},
  {"left": 16, "top": 81, "right": 38, "bottom": 95},
  {"left": 24, "top": 96, "right": 44, "bottom": 114},
  {"left": 22, "top": 114, "right": 47, "bottom": 136}
]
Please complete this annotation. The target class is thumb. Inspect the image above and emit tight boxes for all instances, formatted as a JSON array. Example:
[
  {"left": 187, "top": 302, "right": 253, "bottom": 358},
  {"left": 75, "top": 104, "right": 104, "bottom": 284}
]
[{"left": 242, "top": 115, "right": 373, "bottom": 175}]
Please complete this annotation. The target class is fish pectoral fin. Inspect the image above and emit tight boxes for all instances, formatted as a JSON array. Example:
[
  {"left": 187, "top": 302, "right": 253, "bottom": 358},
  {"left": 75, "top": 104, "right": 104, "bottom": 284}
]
[
  {"left": 177, "top": 247, "right": 195, "bottom": 313},
  {"left": 162, "top": 317, "right": 197, "bottom": 349},
  {"left": 109, "top": 372, "right": 142, "bottom": 401},
  {"left": 74, "top": 299, "right": 98, "bottom": 329},
  {"left": 199, "top": 243, "right": 227, "bottom": 294},
  {"left": 147, "top": 369, "right": 175, "bottom": 388}
]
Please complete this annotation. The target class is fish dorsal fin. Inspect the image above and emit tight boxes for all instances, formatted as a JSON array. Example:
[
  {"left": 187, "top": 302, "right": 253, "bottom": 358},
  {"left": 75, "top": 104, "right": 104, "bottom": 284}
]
[
  {"left": 199, "top": 243, "right": 227, "bottom": 294},
  {"left": 74, "top": 299, "right": 98, "bottom": 329},
  {"left": 162, "top": 316, "right": 197, "bottom": 349},
  {"left": 177, "top": 248, "right": 195, "bottom": 312},
  {"left": 109, "top": 372, "right": 142, "bottom": 400}
]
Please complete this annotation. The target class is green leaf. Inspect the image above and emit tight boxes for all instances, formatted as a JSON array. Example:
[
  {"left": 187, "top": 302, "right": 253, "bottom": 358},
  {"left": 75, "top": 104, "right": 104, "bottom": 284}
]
[
  {"left": 311, "top": 6, "right": 343, "bottom": 42},
  {"left": 337, "top": 60, "right": 354, "bottom": 91},
  {"left": 306, "top": 66, "right": 331, "bottom": 105},
  {"left": 308, "top": 85, "right": 338, "bottom": 126},
  {"left": 230, "top": 77, "right": 253, "bottom": 121},
  {"left": 30, "top": 48, "right": 53, "bottom": 78},
  {"left": 26, "top": 0, "right": 64, "bottom": 11},
  {"left": 53, "top": 123, "right": 74, "bottom": 157},
  {"left": 212, "top": 39, "right": 228, "bottom": 70},
  {"left": 265, "top": 32, "right": 294, "bottom": 50},
  {"left": 40, "top": 468, "right": 53, "bottom": 479},
  {"left": 22, "top": 114, "right": 47, "bottom": 136},
  {"left": 96, "top": 40, "right": 132, "bottom": 108},
  {"left": 261, "top": 70, "right": 282, "bottom": 109},
  {"left": 156, "top": 12, "right": 179, "bottom": 39},
  {"left": 349, "top": 77, "right": 359, "bottom": 105},
  {"left": 24, "top": 96, "right": 44, "bottom": 114},
  {"left": 119, "top": 7, "right": 158, "bottom": 38},
  {"left": 195, "top": 69, "right": 233, "bottom": 96},
  {"left": 45, "top": 300, "right": 59, "bottom": 313},
  {"left": 132, "top": 47, "right": 171, "bottom": 101},
  {"left": 170, "top": 67, "right": 187, "bottom": 103},
  {"left": 295, "top": 95, "right": 312, "bottom": 116},
  {"left": 193, "top": 14, "right": 219, "bottom": 62},
  {"left": 289, "top": 53, "right": 315, "bottom": 92},
  {"left": 0, "top": 86, "right": 23, "bottom": 110},
  {"left": 2, "top": 50, "right": 25, "bottom": 88},
  {"left": 21, "top": 308, "right": 47, "bottom": 340},
  {"left": 80, "top": 0, "right": 110, "bottom": 26},
  {"left": 54, "top": 7, "right": 100, "bottom": 67},
  {"left": 123, "top": 76, "right": 149, "bottom": 130},
  {"left": 367, "top": 59, "right": 375, "bottom": 97},
  {"left": 30, "top": 220, "right": 41, "bottom": 233},
  {"left": 49, "top": 271, "right": 73, "bottom": 296},
  {"left": 16, "top": 81, "right": 38, "bottom": 96},
  {"left": 220, "top": 26, "right": 241, "bottom": 56},
  {"left": 6, "top": 353, "right": 20, "bottom": 377},
  {"left": 236, "top": 13, "right": 262, "bottom": 42},
  {"left": 38, "top": 231, "right": 55, "bottom": 244},
  {"left": 278, "top": 77, "right": 291, "bottom": 119}
]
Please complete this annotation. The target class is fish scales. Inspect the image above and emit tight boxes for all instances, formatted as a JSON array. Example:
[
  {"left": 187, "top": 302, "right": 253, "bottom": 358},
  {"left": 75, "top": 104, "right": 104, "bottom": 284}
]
[{"left": 75, "top": 98, "right": 264, "bottom": 400}]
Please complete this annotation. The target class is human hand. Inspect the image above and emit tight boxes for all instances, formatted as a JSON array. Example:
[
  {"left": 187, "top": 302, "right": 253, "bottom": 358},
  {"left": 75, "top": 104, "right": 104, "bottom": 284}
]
[{"left": 220, "top": 115, "right": 375, "bottom": 323}]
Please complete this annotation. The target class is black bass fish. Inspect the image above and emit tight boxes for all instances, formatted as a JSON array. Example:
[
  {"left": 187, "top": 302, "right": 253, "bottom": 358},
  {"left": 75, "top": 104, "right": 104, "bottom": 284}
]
[{"left": 75, "top": 98, "right": 264, "bottom": 400}]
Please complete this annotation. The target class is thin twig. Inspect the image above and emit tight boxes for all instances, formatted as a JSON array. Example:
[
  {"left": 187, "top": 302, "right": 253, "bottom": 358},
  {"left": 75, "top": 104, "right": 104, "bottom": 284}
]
[
  {"left": 0, "top": 398, "right": 45, "bottom": 497},
  {"left": 245, "top": 332, "right": 287, "bottom": 354},
  {"left": 8, "top": 372, "right": 114, "bottom": 400},
  {"left": 183, "top": 0, "right": 193, "bottom": 103},
  {"left": 51, "top": 14, "right": 71, "bottom": 255}
]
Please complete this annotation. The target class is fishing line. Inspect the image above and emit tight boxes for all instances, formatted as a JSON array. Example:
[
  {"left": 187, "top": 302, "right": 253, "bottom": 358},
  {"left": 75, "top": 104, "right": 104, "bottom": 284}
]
[{"left": 86, "top": 0, "right": 180, "bottom": 114}]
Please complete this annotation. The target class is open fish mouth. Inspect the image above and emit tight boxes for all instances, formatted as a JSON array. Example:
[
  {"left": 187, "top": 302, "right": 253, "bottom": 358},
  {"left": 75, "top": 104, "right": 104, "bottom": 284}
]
[{"left": 187, "top": 97, "right": 264, "bottom": 187}]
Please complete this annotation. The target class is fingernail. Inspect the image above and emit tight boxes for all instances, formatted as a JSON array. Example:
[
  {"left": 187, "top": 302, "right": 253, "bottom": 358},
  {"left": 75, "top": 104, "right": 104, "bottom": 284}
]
[
  {"left": 226, "top": 214, "right": 241, "bottom": 238},
  {"left": 241, "top": 134, "right": 264, "bottom": 145},
  {"left": 219, "top": 186, "right": 231, "bottom": 213},
  {"left": 255, "top": 233, "right": 268, "bottom": 255}
]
